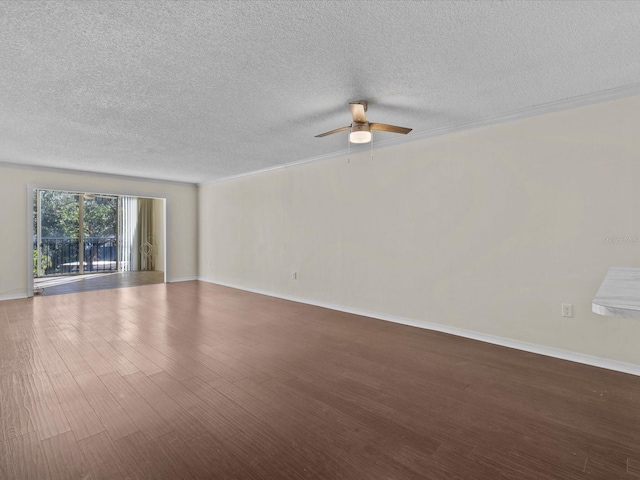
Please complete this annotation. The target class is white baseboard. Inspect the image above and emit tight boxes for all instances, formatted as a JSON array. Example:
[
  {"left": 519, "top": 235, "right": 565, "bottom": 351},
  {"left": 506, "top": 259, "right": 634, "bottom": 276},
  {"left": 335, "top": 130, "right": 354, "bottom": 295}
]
[
  {"left": 0, "top": 292, "right": 28, "bottom": 302},
  {"left": 198, "top": 277, "right": 640, "bottom": 377},
  {"left": 168, "top": 276, "right": 198, "bottom": 283}
]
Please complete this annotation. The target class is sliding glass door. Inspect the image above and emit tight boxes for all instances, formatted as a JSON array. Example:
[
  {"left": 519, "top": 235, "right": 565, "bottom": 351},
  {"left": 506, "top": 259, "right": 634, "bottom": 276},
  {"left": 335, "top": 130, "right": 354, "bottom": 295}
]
[
  {"left": 34, "top": 190, "right": 162, "bottom": 279},
  {"left": 83, "top": 194, "right": 118, "bottom": 273},
  {"left": 34, "top": 190, "right": 118, "bottom": 277},
  {"left": 35, "top": 191, "right": 81, "bottom": 276}
]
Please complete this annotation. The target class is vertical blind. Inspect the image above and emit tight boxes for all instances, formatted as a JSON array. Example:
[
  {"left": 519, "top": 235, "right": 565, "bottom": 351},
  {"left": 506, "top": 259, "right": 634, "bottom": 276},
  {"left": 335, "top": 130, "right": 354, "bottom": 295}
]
[{"left": 119, "top": 196, "right": 156, "bottom": 272}]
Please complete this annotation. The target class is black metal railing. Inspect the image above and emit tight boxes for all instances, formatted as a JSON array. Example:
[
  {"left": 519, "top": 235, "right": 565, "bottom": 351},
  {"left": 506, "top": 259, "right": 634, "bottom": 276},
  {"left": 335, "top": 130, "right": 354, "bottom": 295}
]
[{"left": 36, "top": 236, "right": 117, "bottom": 276}]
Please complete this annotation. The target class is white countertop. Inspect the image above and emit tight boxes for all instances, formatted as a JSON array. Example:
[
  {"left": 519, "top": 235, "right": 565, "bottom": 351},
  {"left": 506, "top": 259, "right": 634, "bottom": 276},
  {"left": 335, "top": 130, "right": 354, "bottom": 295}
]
[{"left": 592, "top": 267, "right": 640, "bottom": 319}]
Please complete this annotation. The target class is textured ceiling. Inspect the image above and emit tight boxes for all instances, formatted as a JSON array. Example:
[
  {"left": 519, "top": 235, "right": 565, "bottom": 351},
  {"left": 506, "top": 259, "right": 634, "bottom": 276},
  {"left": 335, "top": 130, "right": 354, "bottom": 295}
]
[{"left": 2, "top": 1, "right": 640, "bottom": 184}]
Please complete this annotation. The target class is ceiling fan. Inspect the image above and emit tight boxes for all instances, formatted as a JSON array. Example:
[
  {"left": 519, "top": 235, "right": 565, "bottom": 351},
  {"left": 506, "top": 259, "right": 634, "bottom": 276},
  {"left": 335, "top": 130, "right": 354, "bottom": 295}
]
[{"left": 315, "top": 101, "right": 412, "bottom": 144}]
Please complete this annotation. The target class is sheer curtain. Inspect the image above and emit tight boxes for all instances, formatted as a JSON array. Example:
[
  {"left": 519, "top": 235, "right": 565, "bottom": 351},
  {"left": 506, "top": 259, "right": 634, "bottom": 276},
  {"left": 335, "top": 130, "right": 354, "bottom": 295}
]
[{"left": 119, "top": 197, "right": 156, "bottom": 271}]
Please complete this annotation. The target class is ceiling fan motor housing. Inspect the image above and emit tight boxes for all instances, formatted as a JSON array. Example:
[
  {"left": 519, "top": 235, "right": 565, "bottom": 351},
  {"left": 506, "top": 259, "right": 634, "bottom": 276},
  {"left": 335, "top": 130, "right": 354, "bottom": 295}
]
[{"left": 351, "top": 122, "right": 370, "bottom": 133}]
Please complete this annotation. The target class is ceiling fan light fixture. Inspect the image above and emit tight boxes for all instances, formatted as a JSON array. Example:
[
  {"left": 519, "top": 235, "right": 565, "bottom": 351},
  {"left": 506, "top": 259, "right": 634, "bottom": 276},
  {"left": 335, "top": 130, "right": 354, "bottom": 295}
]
[
  {"left": 349, "top": 131, "right": 372, "bottom": 143},
  {"left": 349, "top": 123, "right": 372, "bottom": 144}
]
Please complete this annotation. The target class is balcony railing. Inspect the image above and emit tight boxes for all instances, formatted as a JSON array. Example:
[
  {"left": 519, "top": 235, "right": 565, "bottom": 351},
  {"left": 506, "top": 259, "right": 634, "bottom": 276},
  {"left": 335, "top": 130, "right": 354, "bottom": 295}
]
[{"left": 36, "top": 236, "right": 118, "bottom": 276}]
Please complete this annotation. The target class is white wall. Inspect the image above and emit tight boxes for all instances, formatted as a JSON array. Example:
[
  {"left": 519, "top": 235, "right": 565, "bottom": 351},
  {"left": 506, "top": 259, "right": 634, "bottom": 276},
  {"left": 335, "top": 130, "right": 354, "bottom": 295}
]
[
  {"left": 0, "top": 164, "right": 197, "bottom": 299},
  {"left": 199, "top": 95, "right": 640, "bottom": 367}
]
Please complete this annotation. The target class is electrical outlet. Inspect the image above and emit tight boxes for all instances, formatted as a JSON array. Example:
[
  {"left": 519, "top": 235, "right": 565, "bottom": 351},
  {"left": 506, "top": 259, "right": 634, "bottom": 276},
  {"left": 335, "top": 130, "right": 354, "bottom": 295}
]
[
  {"left": 292, "top": 271, "right": 297, "bottom": 280},
  {"left": 562, "top": 303, "right": 573, "bottom": 318}
]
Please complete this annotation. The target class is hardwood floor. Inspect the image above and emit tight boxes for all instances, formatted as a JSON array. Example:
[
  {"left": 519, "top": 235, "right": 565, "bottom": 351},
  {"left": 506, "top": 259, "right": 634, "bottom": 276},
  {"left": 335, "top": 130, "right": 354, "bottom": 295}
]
[
  {"left": 34, "top": 271, "right": 165, "bottom": 296},
  {"left": 1, "top": 280, "right": 640, "bottom": 479}
]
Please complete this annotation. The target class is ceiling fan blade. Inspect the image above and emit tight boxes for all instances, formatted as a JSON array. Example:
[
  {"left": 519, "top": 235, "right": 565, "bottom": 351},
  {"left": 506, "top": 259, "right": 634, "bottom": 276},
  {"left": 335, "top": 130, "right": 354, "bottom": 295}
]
[
  {"left": 315, "top": 126, "right": 351, "bottom": 138},
  {"left": 349, "top": 102, "right": 367, "bottom": 123},
  {"left": 369, "top": 123, "right": 412, "bottom": 135}
]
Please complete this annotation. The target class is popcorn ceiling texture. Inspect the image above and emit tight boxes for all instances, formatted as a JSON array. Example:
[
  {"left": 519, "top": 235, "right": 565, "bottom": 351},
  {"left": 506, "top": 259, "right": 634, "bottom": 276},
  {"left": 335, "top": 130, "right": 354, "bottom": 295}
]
[{"left": 1, "top": 1, "right": 640, "bottom": 183}]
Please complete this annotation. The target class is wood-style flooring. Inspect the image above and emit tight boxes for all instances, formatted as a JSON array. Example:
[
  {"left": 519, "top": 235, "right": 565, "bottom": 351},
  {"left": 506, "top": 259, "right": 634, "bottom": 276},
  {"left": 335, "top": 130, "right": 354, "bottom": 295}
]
[
  {"left": 1, "top": 280, "right": 640, "bottom": 479},
  {"left": 34, "top": 271, "right": 165, "bottom": 296}
]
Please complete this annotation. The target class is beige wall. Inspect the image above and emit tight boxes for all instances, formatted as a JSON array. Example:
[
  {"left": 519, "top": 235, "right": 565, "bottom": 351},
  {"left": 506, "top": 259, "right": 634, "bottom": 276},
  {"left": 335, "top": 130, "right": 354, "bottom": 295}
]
[
  {"left": 154, "top": 198, "right": 166, "bottom": 273},
  {"left": 0, "top": 164, "right": 197, "bottom": 299},
  {"left": 199, "top": 95, "right": 640, "bottom": 366}
]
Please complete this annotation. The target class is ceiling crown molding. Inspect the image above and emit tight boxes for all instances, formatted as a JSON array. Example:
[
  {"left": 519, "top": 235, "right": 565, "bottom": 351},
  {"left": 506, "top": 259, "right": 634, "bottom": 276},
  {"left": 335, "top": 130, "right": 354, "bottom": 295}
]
[{"left": 201, "top": 82, "right": 640, "bottom": 186}]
